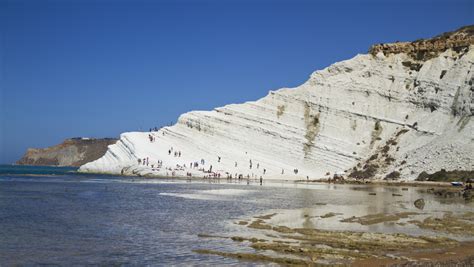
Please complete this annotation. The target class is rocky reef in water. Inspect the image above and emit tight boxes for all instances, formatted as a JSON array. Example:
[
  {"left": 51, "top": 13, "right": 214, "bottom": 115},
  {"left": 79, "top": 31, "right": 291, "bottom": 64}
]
[
  {"left": 79, "top": 25, "right": 474, "bottom": 180},
  {"left": 17, "top": 138, "right": 117, "bottom": 167}
]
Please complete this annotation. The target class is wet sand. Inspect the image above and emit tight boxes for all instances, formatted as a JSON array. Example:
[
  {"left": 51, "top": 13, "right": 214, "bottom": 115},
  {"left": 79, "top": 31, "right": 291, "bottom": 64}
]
[
  {"left": 194, "top": 183, "right": 474, "bottom": 266},
  {"left": 197, "top": 211, "right": 474, "bottom": 265},
  {"left": 353, "top": 241, "right": 474, "bottom": 266}
]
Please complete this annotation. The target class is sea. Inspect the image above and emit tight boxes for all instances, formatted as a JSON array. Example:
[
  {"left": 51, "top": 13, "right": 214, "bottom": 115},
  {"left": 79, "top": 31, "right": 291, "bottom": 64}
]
[{"left": 1, "top": 164, "right": 473, "bottom": 265}]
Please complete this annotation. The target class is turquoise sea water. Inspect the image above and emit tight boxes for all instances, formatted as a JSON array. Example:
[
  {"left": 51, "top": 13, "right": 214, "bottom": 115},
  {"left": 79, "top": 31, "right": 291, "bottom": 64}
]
[{"left": 0, "top": 164, "right": 78, "bottom": 176}]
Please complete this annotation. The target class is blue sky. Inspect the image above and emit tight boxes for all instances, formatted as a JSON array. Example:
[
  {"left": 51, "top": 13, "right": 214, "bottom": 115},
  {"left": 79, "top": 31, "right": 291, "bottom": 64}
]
[{"left": 0, "top": 0, "right": 472, "bottom": 164}]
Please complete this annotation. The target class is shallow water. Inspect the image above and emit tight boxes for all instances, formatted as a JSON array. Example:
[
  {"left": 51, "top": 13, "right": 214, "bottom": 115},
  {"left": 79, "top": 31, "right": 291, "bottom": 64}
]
[{"left": 1, "top": 167, "right": 473, "bottom": 265}]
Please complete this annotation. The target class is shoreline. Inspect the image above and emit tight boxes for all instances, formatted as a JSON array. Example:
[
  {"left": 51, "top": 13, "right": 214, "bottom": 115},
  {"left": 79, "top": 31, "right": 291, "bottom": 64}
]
[
  {"left": 4, "top": 166, "right": 473, "bottom": 266},
  {"left": 77, "top": 169, "right": 460, "bottom": 188}
]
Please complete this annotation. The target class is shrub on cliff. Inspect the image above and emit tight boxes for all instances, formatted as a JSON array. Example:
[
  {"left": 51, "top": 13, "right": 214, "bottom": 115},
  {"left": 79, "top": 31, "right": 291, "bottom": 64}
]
[
  {"left": 416, "top": 169, "right": 474, "bottom": 182},
  {"left": 385, "top": 171, "right": 401, "bottom": 180}
]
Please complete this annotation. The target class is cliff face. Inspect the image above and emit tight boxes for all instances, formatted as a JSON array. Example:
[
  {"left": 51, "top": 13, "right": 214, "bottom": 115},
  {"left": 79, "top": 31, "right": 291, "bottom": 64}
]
[
  {"left": 79, "top": 26, "right": 474, "bottom": 180},
  {"left": 17, "top": 138, "right": 117, "bottom": 167}
]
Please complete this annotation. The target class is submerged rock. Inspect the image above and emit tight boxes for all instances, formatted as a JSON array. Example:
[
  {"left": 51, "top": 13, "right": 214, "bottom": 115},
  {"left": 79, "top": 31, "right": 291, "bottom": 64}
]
[
  {"left": 341, "top": 212, "right": 418, "bottom": 225},
  {"left": 414, "top": 198, "right": 425, "bottom": 210}
]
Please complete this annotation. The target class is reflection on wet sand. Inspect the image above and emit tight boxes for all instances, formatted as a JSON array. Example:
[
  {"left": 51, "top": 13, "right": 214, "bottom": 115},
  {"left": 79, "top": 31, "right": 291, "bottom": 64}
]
[
  {"left": 195, "top": 183, "right": 474, "bottom": 265},
  {"left": 198, "top": 210, "right": 474, "bottom": 265}
]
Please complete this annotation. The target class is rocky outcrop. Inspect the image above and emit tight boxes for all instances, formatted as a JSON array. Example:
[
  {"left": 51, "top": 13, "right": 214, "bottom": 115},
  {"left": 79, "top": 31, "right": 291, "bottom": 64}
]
[
  {"left": 79, "top": 26, "right": 474, "bottom": 180},
  {"left": 416, "top": 169, "right": 474, "bottom": 182},
  {"left": 369, "top": 25, "right": 474, "bottom": 61},
  {"left": 17, "top": 138, "right": 117, "bottom": 167}
]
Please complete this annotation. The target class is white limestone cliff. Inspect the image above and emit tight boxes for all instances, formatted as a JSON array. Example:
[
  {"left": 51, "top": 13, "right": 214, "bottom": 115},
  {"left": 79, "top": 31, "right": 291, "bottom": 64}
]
[{"left": 79, "top": 27, "right": 474, "bottom": 180}]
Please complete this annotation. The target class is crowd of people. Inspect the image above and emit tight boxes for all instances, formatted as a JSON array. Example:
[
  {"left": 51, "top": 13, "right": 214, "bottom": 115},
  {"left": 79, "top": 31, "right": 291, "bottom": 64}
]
[{"left": 137, "top": 134, "right": 310, "bottom": 184}]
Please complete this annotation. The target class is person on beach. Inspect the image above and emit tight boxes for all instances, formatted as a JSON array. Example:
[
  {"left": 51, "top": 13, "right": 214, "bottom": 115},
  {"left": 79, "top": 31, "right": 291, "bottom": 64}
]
[
  {"left": 263, "top": 169, "right": 266, "bottom": 175},
  {"left": 260, "top": 176, "right": 263, "bottom": 185},
  {"left": 465, "top": 182, "right": 472, "bottom": 190},
  {"left": 218, "top": 156, "right": 221, "bottom": 163},
  {"left": 257, "top": 163, "right": 259, "bottom": 169},
  {"left": 168, "top": 149, "right": 171, "bottom": 155}
]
